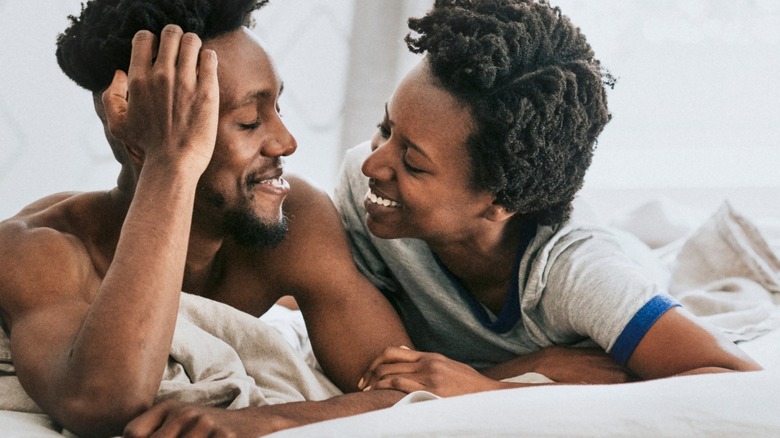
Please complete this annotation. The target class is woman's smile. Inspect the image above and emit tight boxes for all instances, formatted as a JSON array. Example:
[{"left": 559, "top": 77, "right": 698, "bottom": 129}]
[{"left": 365, "top": 188, "right": 401, "bottom": 208}]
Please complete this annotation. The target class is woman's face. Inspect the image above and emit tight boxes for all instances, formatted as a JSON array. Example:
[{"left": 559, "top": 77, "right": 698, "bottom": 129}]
[{"left": 361, "top": 61, "right": 497, "bottom": 244}]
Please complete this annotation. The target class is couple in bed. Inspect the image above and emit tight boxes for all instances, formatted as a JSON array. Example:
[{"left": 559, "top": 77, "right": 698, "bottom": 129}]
[{"left": 0, "top": 0, "right": 760, "bottom": 436}]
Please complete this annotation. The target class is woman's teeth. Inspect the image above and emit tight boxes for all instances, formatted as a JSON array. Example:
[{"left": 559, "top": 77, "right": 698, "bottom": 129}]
[{"left": 366, "top": 189, "right": 400, "bottom": 207}]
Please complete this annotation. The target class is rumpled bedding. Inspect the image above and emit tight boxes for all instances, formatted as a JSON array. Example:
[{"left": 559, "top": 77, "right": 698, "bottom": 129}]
[
  {"left": 619, "top": 201, "right": 780, "bottom": 342},
  {"left": 0, "top": 292, "right": 341, "bottom": 418}
]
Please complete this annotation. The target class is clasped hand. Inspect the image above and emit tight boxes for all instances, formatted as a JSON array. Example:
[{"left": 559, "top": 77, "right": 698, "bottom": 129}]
[
  {"left": 358, "top": 345, "right": 634, "bottom": 398},
  {"left": 358, "top": 346, "right": 504, "bottom": 397}
]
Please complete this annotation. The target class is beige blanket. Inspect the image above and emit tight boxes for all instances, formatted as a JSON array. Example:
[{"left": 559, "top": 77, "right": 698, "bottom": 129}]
[
  {"left": 668, "top": 202, "right": 780, "bottom": 342},
  {"left": 0, "top": 293, "right": 341, "bottom": 414}
]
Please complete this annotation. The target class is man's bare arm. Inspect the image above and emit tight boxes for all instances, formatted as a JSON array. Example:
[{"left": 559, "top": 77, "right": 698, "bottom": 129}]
[
  {"left": 0, "top": 26, "right": 218, "bottom": 437},
  {"left": 123, "top": 390, "right": 406, "bottom": 437},
  {"left": 280, "top": 176, "right": 413, "bottom": 392}
]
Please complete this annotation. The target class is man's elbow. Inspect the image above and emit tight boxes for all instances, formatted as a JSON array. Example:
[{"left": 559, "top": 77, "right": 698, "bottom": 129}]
[{"left": 53, "top": 388, "right": 153, "bottom": 437}]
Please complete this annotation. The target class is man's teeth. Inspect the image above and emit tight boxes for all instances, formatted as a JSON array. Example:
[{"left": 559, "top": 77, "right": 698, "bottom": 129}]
[
  {"left": 259, "top": 177, "right": 289, "bottom": 189},
  {"left": 366, "top": 189, "right": 400, "bottom": 207}
]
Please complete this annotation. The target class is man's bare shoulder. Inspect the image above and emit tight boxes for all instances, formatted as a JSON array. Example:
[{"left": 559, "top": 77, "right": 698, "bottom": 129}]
[
  {"left": 275, "top": 175, "right": 349, "bottom": 261},
  {"left": 10, "top": 192, "right": 83, "bottom": 218},
  {"left": 0, "top": 191, "right": 97, "bottom": 237},
  {"left": 268, "top": 174, "right": 365, "bottom": 293},
  {"left": 221, "top": 176, "right": 370, "bottom": 311},
  {"left": 0, "top": 192, "right": 102, "bottom": 327},
  {"left": 283, "top": 174, "right": 331, "bottom": 207},
  {"left": 282, "top": 174, "right": 341, "bottom": 235}
]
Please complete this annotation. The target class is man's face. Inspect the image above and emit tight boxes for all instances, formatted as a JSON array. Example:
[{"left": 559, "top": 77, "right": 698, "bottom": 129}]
[{"left": 196, "top": 27, "right": 297, "bottom": 248}]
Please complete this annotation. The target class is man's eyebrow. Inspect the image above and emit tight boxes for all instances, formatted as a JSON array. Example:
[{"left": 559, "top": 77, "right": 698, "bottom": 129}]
[
  {"left": 226, "top": 81, "right": 284, "bottom": 112},
  {"left": 385, "top": 103, "right": 431, "bottom": 162}
]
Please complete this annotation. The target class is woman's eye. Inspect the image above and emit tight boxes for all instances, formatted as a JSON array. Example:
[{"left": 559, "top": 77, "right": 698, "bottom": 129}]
[
  {"left": 240, "top": 119, "right": 261, "bottom": 131},
  {"left": 402, "top": 156, "right": 423, "bottom": 174},
  {"left": 376, "top": 122, "right": 391, "bottom": 139}
]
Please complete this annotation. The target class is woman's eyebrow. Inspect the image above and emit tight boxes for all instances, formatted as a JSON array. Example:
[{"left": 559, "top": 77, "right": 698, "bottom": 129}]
[{"left": 385, "top": 103, "right": 432, "bottom": 162}]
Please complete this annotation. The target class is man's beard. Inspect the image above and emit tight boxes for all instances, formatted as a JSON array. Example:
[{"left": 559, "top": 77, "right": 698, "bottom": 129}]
[{"left": 223, "top": 207, "right": 288, "bottom": 250}]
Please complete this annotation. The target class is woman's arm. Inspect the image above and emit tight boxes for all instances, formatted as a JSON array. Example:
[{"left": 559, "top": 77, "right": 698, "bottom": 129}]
[
  {"left": 480, "top": 346, "right": 634, "bottom": 384},
  {"left": 358, "top": 344, "right": 633, "bottom": 397},
  {"left": 626, "top": 306, "right": 762, "bottom": 379}
]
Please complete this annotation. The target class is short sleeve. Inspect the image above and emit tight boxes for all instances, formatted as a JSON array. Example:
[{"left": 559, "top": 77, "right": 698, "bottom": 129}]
[
  {"left": 523, "top": 227, "right": 677, "bottom": 362},
  {"left": 609, "top": 294, "right": 679, "bottom": 365}
]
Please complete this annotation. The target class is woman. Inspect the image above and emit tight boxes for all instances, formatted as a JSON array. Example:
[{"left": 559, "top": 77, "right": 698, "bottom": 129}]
[{"left": 335, "top": 0, "right": 761, "bottom": 397}]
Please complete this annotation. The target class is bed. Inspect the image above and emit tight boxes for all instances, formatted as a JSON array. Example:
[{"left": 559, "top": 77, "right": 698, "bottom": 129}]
[{"left": 2, "top": 189, "right": 779, "bottom": 437}]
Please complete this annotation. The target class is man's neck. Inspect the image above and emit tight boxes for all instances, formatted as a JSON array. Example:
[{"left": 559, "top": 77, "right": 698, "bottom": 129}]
[
  {"left": 182, "top": 231, "right": 226, "bottom": 296},
  {"left": 111, "top": 176, "right": 227, "bottom": 297}
]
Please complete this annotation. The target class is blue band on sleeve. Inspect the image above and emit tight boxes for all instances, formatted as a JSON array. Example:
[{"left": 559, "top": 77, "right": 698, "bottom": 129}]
[{"left": 610, "top": 295, "right": 680, "bottom": 366}]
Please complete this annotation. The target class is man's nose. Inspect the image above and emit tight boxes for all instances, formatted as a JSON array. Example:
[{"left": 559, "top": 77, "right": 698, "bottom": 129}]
[{"left": 262, "top": 117, "right": 297, "bottom": 158}]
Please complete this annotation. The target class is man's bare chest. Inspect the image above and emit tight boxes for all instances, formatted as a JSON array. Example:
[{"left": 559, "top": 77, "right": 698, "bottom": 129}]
[{"left": 189, "top": 261, "right": 282, "bottom": 317}]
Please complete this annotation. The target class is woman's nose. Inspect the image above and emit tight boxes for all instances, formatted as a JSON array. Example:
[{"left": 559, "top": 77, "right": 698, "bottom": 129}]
[{"left": 361, "top": 140, "right": 394, "bottom": 181}]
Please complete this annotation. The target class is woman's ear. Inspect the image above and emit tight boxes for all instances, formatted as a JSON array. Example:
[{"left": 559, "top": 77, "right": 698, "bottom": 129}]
[{"left": 484, "top": 202, "right": 515, "bottom": 223}]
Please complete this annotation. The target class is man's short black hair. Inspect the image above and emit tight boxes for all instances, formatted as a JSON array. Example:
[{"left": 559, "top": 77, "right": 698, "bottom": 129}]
[{"left": 56, "top": 0, "right": 269, "bottom": 93}]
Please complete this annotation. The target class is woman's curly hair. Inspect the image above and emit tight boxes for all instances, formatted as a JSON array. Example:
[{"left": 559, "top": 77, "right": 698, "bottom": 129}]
[
  {"left": 407, "top": 0, "right": 614, "bottom": 225},
  {"left": 56, "top": 0, "right": 268, "bottom": 93}
]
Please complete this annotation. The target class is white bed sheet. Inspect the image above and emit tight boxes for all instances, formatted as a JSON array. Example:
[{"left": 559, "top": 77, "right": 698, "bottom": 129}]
[
  {"left": 273, "top": 375, "right": 780, "bottom": 437},
  {"left": 4, "top": 329, "right": 778, "bottom": 438},
  {"left": 267, "top": 325, "right": 780, "bottom": 437},
  {"left": 262, "top": 304, "right": 780, "bottom": 436}
]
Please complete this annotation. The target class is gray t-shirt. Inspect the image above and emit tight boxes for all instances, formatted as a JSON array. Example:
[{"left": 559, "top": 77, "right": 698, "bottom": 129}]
[{"left": 335, "top": 142, "right": 677, "bottom": 369}]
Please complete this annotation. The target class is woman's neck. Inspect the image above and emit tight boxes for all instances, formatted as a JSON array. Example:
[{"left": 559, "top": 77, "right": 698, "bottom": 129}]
[{"left": 429, "top": 217, "right": 530, "bottom": 312}]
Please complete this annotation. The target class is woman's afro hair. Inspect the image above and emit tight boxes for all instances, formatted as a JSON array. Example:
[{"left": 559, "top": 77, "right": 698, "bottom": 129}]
[
  {"left": 56, "top": 0, "right": 268, "bottom": 93},
  {"left": 407, "top": 0, "right": 614, "bottom": 225}
]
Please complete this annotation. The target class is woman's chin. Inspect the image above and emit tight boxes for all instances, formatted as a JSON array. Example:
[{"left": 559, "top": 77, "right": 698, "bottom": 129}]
[{"left": 365, "top": 215, "right": 404, "bottom": 240}]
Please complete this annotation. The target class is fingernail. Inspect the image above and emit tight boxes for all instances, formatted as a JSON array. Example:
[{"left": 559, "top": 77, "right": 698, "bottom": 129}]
[
  {"left": 362, "top": 385, "right": 372, "bottom": 392},
  {"left": 400, "top": 345, "right": 411, "bottom": 350},
  {"left": 357, "top": 377, "right": 365, "bottom": 389}
]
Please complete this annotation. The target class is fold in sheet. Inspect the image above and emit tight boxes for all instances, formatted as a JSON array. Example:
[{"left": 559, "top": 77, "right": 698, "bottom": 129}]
[
  {"left": 0, "top": 293, "right": 342, "bottom": 414},
  {"left": 668, "top": 202, "right": 780, "bottom": 342}
]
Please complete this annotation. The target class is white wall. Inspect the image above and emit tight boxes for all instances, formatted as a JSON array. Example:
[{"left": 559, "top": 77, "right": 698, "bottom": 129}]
[
  {"left": 554, "top": 0, "right": 780, "bottom": 218},
  {"left": 0, "top": 1, "right": 778, "bottom": 220},
  {"left": 553, "top": 0, "right": 780, "bottom": 190},
  {"left": 0, "top": 2, "right": 117, "bottom": 220}
]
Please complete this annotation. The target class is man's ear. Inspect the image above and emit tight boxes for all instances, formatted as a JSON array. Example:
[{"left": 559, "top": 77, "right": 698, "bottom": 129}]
[
  {"left": 93, "top": 92, "right": 124, "bottom": 162},
  {"left": 93, "top": 74, "right": 144, "bottom": 168},
  {"left": 484, "top": 202, "right": 516, "bottom": 223},
  {"left": 92, "top": 92, "right": 108, "bottom": 125}
]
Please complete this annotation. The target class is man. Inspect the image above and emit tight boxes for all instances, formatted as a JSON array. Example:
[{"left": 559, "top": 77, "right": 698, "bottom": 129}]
[{"left": 0, "top": 0, "right": 412, "bottom": 435}]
